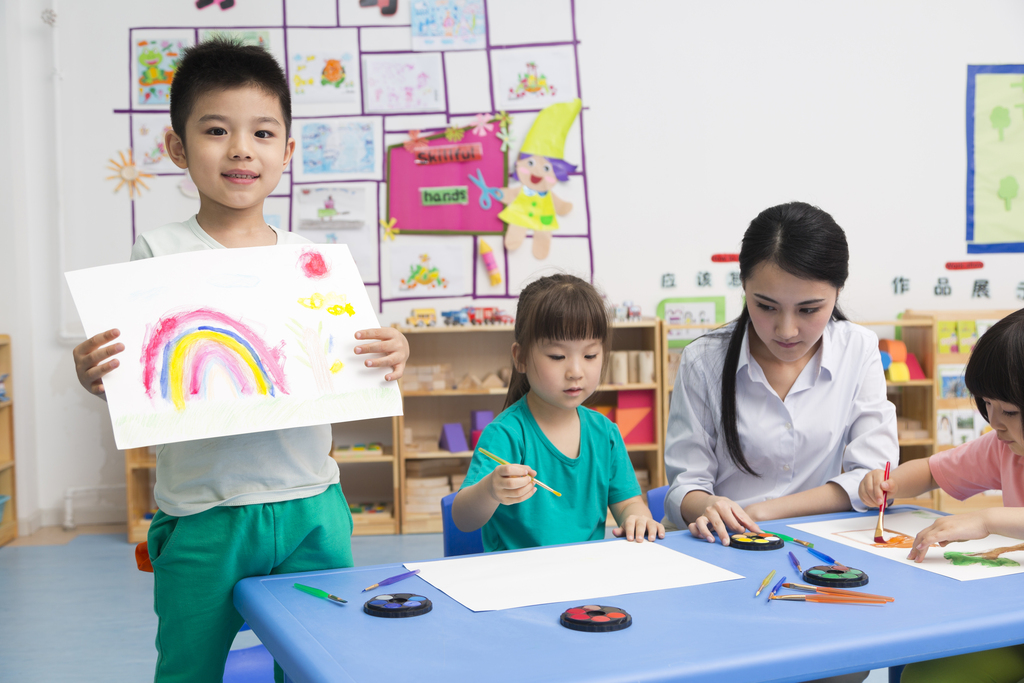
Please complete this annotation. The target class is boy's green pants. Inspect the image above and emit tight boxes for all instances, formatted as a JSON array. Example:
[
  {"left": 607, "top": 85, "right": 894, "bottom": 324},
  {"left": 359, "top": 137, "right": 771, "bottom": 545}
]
[{"left": 147, "top": 484, "right": 353, "bottom": 683}]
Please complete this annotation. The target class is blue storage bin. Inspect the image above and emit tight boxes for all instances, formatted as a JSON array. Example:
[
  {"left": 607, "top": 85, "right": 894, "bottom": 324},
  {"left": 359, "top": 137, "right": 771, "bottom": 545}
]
[{"left": 0, "top": 494, "right": 10, "bottom": 525}]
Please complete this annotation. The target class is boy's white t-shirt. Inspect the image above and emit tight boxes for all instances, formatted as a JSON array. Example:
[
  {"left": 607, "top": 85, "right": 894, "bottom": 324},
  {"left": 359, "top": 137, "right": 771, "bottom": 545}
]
[{"left": 131, "top": 215, "right": 339, "bottom": 517}]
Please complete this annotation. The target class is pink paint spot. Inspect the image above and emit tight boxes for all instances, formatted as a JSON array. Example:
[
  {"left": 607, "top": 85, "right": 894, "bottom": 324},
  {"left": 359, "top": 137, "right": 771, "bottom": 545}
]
[{"left": 298, "top": 249, "right": 330, "bottom": 279}]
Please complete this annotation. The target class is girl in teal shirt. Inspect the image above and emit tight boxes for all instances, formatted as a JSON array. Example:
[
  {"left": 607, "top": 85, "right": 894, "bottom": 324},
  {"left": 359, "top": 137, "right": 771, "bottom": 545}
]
[{"left": 452, "top": 274, "right": 664, "bottom": 550}]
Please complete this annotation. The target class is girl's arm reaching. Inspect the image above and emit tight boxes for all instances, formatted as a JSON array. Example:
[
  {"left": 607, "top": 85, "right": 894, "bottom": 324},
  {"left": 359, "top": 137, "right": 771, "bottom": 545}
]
[
  {"left": 744, "top": 481, "right": 853, "bottom": 522},
  {"left": 858, "top": 457, "right": 937, "bottom": 508},
  {"left": 609, "top": 496, "right": 665, "bottom": 543},
  {"left": 908, "top": 507, "right": 1024, "bottom": 562},
  {"left": 451, "top": 464, "right": 536, "bottom": 532}
]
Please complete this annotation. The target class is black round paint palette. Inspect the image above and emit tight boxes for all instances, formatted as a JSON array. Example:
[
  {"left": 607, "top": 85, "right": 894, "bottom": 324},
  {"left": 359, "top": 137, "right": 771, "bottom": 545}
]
[
  {"left": 560, "top": 605, "right": 632, "bottom": 632},
  {"left": 729, "top": 532, "right": 784, "bottom": 551},
  {"left": 363, "top": 593, "right": 432, "bottom": 618},
  {"left": 803, "top": 565, "right": 869, "bottom": 588}
]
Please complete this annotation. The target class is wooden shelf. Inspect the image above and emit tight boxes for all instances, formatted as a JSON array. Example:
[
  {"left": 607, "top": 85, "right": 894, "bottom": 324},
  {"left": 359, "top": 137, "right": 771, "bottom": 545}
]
[
  {"left": 886, "top": 380, "right": 934, "bottom": 388},
  {"left": 402, "top": 388, "right": 507, "bottom": 397},
  {"left": 402, "top": 512, "right": 443, "bottom": 534},
  {"left": 0, "top": 400, "right": 10, "bottom": 410},
  {"left": 596, "top": 383, "right": 658, "bottom": 392},
  {"left": 0, "top": 334, "right": 17, "bottom": 547},
  {"left": 856, "top": 319, "right": 933, "bottom": 327},
  {"left": 0, "top": 517, "right": 16, "bottom": 546},
  {"left": 395, "top": 324, "right": 515, "bottom": 334},
  {"left": 332, "top": 451, "right": 394, "bottom": 464},
  {"left": 0, "top": 461, "right": 14, "bottom": 473},
  {"left": 404, "top": 446, "right": 472, "bottom": 459},
  {"left": 898, "top": 438, "right": 934, "bottom": 447},
  {"left": 351, "top": 504, "right": 397, "bottom": 536},
  {"left": 128, "top": 516, "right": 152, "bottom": 544},
  {"left": 625, "top": 442, "right": 659, "bottom": 452}
]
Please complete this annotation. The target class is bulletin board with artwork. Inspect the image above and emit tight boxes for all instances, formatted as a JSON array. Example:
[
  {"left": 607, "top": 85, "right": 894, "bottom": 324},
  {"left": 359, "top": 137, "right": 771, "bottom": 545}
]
[{"left": 113, "top": 0, "right": 593, "bottom": 312}]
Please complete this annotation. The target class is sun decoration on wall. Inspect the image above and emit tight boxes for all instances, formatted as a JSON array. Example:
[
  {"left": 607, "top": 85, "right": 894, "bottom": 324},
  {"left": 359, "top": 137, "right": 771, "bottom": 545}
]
[{"left": 106, "top": 149, "right": 154, "bottom": 199}]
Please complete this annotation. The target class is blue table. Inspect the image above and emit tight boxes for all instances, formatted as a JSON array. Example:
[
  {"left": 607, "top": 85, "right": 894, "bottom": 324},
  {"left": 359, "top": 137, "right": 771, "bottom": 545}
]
[{"left": 233, "top": 507, "right": 1024, "bottom": 683}]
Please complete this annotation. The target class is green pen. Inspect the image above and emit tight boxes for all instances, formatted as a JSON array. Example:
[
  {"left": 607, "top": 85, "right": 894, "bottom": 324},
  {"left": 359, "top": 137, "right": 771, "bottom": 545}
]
[
  {"left": 763, "top": 530, "right": 814, "bottom": 548},
  {"left": 294, "top": 582, "right": 348, "bottom": 604}
]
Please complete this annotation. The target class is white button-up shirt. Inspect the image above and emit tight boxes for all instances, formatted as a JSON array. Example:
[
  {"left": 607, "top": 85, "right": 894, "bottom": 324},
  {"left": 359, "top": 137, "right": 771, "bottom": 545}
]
[{"left": 664, "top": 319, "right": 898, "bottom": 529}]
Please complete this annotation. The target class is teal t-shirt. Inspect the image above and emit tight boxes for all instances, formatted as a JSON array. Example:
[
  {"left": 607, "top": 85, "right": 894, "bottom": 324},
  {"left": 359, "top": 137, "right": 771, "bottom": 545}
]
[{"left": 461, "top": 396, "right": 642, "bottom": 552}]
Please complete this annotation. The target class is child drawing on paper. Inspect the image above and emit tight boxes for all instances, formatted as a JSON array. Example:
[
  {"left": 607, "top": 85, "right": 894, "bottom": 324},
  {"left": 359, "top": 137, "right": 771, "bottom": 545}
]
[
  {"left": 859, "top": 310, "right": 1024, "bottom": 683},
  {"left": 512, "top": 61, "right": 556, "bottom": 98},
  {"left": 72, "top": 40, "right": 410, "bottom": 683},
  {"left": 453, "top": 274, "right": 664, "bottom": 551},
  {"left": 498, "top": 99, "right": 581, "bottom": 260}
]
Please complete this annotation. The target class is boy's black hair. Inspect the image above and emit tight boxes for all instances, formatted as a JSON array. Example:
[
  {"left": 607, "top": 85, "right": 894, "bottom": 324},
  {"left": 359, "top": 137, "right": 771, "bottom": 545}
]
[
  {"left": 965, "top": 308, "right": 1024, "bottom": 426},
  {"left": 169, "top": 38, "right": 291, "bottom": 147}
]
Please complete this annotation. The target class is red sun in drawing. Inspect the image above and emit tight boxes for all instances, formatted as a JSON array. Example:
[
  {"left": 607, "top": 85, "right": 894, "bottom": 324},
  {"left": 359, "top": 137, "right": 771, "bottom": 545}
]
[{"left": 298, "top": 250, "right": 330, "bottom": 279}]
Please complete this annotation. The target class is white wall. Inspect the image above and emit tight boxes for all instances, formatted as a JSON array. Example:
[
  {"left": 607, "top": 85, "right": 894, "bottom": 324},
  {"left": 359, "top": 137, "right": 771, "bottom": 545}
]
[{"left": 2, "top": 0, "right": 1023, "bottom": 530}]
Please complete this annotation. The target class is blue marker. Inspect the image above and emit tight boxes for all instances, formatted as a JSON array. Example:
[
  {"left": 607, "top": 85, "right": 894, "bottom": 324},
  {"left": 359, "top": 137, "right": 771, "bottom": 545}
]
[
  {"left": 788, "top": 551, "right": 802, "bottom": 574},
  {"left": 767, "top": 575, "right": 787, "bottom": 603}
]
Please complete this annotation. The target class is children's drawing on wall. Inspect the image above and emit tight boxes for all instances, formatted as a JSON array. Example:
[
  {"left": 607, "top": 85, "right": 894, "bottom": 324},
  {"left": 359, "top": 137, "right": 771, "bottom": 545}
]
[
  {"left": 199, "top": 29, "right": 269, "bottom": 47},
  {"left": 362, "top": 52, "right": 445, "bottom": 114},
  {"left": 64, "top": 244, "right": 402, "bottom": 449},
  {"left": 410, "top": 0, "right": 485, "bottom": 51},
  {"left": 288, "top": 28, "right": 360, "bottom": 112},
  {"left": 386, "top": 241, "right": 470, "bottom": 298},
  {"left": 133, "top": 114, "right": 178, "bottom": 174},
  {"left": 132, "top": 33, "right": 193, "bottom": 106},
  {"left": 498, "top": 99, "right": 580, "bottom": 259},
  {"left": 792, "top": 510, "right": 1024, "bottom": 581},
  {"left": 490, "top": 46, "right": 579, "bottom": 112},
  {"left": 296, "top": 184, "right": 369, "bottom": 231},
  {"left": 106, "top": 149, "right": 153, "bottom": 200},
  {"left": 656, "top": 297, "right": 726, "bottom": 348},
  {"left": 967, "top": 66, "right": 1024, "bottom": 252},
  {"left": 296, "top": 117, "right": 383, "bottom": 182}
]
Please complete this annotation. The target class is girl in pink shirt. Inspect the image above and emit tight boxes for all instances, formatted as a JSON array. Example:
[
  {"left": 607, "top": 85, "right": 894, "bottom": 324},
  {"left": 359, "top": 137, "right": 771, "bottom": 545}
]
[{"left": 859, "top": 307, "right": 1024, "bottom": 683}]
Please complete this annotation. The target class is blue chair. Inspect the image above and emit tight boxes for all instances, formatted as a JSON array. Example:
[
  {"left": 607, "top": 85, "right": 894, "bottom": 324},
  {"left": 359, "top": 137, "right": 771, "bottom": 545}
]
[
  {"left": 223, "top": 643, "right": 274, "bottom": 683},
  {"left": 646, "top": 485, "right": 669, "bottom": 521},
  {"left": 441, "top": 491, "right": 483, "bottom": 557}
]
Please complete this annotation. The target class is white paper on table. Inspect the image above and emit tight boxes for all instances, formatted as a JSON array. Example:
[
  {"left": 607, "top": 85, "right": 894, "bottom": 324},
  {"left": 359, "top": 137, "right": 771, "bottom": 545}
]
[
  {"left": 791, "top": 510, "right": 1024, "bottom": 581},
  {"left": 404, "top": 540, "right": 743, "bottom": 612},
  {"left": 65, "top": 244, "right": 402, "bottom": 449}
]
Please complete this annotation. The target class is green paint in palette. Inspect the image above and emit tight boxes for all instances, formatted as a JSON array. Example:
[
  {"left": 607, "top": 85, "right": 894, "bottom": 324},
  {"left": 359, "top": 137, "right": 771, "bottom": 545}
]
[{"left": 803, "top": 565, "right": 869, "bottom": 588}]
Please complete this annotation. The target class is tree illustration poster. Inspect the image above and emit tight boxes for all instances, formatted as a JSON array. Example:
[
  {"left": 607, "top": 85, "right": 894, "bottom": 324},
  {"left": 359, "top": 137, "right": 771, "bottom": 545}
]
[
  {"left": 65, "top": 245, "right": 402, "bottom": 449},
  {"left": 968, "top": 65, "right": 1024, "bottom": 252}
]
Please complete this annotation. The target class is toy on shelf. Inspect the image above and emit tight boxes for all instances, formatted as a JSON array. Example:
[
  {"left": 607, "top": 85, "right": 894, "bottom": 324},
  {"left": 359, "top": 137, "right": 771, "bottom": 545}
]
[
  {"left": 456, "top": 374, "right": 482, "bottom": 390},
  {"left": 896, "top": 417, "right": 930, "bottom": 441},
  {"left": 335, "top": 442, "right": 385, "bottom": 455},
  {"left": 470, "top": 410, "right": 494, "bottom": 449},
  {"left": 878, "top": 339, "right": 910, "bottom": 382},
  {"left": 611, "top": 301, "right": 641, "bottom": 322},
  {"left": 406, "top": 308, "right": 437, "bottom": 327},
  {"left": 442, "top": 309, "right": 470, "bottom": 326},
  {"left": 480, "top": 373, "right": 505, "bottom": 389},
  {"left": 401, "top": 364, "right": 454, "bottom": 392},
  {"left": 0, "top": 373, "right": 7, "bottom": 402},
  {"left": 439, "top": 423, "right": 469, "bottom": 452},
  {"left": 349, "top": 502, "right": 389, "bottom": 515}
]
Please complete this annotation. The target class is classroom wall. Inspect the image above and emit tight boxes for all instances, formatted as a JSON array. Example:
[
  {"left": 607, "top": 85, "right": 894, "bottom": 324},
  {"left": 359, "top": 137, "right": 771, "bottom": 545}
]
[{"left": 2, "top": 0, "right": 1023, "bottom": 531}]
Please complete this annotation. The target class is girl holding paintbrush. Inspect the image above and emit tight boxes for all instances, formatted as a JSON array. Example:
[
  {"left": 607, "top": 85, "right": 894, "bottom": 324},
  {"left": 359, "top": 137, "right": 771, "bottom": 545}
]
[
  {"left": 452, "top": 274, "right": 664, "bottom": 551},
  {"left": 860, "top": 308, "right": 1024, "bottom": 683}
]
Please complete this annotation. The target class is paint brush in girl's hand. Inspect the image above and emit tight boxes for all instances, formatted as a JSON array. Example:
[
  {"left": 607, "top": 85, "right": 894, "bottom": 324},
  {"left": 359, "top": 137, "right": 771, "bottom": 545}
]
[
  {"left": 874, "top": 461, "right": 891, "bottom": 543},
  {"left": 363, "top": 569, "right": 421, "bottom": 592},
  {"left": 294, "top": 583, "right": 347, "bottom": 604},
  {"left": 478, "top": 448, "right": 562, "bottom": 497}
]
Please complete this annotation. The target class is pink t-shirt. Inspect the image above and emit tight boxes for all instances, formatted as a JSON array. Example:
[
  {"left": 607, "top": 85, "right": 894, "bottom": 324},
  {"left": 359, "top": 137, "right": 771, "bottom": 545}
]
[{"left": 929, "top": 430, "right": 1024, "bottom": 507}]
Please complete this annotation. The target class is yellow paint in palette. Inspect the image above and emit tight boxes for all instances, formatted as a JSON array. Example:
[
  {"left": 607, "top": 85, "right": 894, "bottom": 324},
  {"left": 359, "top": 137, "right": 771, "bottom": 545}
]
[{"left": 730, "top": 532, "right": 784, "bottom": 551}]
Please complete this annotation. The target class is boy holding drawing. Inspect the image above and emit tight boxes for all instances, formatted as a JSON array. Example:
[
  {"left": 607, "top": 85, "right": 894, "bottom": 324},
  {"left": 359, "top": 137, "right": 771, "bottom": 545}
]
[{"left": 72, "top": 40, "right": 409, "bottom": 683}]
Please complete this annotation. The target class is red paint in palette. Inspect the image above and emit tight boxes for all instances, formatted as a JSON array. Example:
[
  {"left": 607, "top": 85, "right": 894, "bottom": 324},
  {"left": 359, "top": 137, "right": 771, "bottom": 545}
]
[{"left": 560, "top": 605, "right": 632, "bottom": 632}]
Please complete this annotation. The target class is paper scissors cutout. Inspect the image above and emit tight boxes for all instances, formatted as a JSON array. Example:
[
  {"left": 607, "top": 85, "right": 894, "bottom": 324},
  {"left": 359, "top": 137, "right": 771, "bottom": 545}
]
[{"left": 468, "top": 169, "right": 504, "bottom": 210}]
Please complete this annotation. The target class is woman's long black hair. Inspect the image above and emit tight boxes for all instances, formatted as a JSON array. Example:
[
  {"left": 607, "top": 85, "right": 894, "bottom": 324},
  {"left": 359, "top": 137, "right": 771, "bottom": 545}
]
[
  {"left": 504, "top": 274, "right": 610, "bottom": 411},
  {"left": 718, "top": 202, "right": 849, "bottom": 476}
]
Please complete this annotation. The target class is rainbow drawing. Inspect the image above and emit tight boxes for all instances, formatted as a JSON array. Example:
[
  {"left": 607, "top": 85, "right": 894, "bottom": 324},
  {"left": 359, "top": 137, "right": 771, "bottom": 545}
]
[{"left": 141, "top": 308, "right": 289, "bottom": 411}]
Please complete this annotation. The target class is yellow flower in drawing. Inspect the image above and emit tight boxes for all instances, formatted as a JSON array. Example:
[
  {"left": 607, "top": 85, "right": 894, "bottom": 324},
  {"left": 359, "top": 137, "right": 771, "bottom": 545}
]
[
  {"left": 330, "top": 360, "right": 345, "bottom": 374},
  {"left": 298, "top": 292, "right": 355, "bottom": 316}
]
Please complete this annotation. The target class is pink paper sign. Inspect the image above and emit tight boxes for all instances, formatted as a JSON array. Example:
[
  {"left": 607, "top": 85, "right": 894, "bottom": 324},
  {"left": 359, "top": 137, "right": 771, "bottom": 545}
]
[{"left": 386, "top": 129, "right": 508, "bottom": 235}]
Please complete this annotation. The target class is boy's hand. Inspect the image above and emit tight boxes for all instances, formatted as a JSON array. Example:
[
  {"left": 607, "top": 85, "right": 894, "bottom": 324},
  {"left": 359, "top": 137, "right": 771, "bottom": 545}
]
[
  {"left": 858, "top": 468, "right": 896, "bottom": 508},
  {"left": 354, "top": 327, "right": 409, "bottom": 381},
  {"left": 688, "top": 495, "right": 761, "bottom": 545},
  {"left": 487, "top": 464, "right": 536, "bottom": 505},
  {"left": 73, "top": 329, "right": 124, "bottom": 400},
  {"left": 613, "top": 516, "right": 665, "bottom": 543},
  {"left": 907, "top": 510, "right": 991, "bottom": 562}
]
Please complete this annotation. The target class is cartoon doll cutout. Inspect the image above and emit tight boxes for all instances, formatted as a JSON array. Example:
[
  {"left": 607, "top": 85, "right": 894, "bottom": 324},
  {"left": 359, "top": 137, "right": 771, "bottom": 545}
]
[{"left": 498, "top": 99, "right": 581, "bottom": 260}]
